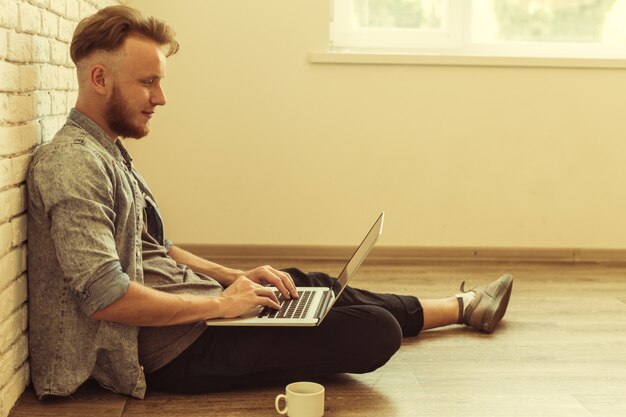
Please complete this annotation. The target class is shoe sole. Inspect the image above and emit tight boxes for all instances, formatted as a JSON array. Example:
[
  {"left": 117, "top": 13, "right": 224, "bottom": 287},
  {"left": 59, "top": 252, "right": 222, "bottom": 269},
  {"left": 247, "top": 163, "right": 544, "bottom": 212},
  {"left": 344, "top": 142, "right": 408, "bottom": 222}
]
[{"left": 479, "top": 274, "right": 513, "bottom": 333}]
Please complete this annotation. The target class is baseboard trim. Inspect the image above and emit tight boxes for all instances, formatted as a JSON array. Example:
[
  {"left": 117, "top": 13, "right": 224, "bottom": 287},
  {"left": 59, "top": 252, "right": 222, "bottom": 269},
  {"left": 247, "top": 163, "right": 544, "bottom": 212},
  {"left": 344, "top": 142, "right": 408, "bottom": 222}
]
[{"left": 178, "top": 244, "right": 626, "bottom": 264}]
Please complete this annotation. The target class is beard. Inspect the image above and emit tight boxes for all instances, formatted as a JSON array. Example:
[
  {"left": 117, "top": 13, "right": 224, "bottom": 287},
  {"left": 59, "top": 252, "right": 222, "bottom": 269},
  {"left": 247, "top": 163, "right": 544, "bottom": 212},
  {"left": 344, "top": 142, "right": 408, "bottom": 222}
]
[{"left": 105, "top": 85, "right": 149, "bottom": 139}]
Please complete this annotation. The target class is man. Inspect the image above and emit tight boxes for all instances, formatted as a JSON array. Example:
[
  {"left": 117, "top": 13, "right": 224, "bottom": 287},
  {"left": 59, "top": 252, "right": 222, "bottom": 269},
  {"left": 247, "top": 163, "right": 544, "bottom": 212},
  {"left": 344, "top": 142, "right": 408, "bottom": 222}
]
[{"left": 27, "top": 6, "right": 513, "bottom": 399}]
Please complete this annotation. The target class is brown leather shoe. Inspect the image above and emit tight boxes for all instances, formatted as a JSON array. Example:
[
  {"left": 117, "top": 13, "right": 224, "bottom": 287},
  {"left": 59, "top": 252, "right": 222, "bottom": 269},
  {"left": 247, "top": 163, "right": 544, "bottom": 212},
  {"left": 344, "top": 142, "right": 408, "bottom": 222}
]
[{"left": 460, "top": 274, "right": 513, "bottom": 333}]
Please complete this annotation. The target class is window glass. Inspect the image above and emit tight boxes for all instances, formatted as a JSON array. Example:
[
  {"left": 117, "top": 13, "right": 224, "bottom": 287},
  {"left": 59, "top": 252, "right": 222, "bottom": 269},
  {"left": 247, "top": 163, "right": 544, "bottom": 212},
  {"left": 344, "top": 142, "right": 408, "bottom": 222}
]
[
  {"left": 354, "top": 0, "right": 445, "bottom": 30},
  {"left": 472, "top": 0, "right": 626, "bottom": 45}
]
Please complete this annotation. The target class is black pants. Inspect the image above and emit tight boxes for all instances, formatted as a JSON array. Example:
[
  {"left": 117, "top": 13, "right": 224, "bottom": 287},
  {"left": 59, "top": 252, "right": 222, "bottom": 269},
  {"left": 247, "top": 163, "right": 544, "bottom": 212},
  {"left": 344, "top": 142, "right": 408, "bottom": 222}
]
[{"left": 146, "top": 268, "right": 424, "bottom": 393}]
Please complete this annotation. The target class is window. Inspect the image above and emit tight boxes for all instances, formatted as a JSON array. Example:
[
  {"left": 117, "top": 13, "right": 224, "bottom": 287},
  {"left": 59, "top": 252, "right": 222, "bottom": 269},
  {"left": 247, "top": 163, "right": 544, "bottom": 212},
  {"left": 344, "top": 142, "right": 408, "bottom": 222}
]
[{"left": 331, "top": 0, "right": 626, "bottom": 58}]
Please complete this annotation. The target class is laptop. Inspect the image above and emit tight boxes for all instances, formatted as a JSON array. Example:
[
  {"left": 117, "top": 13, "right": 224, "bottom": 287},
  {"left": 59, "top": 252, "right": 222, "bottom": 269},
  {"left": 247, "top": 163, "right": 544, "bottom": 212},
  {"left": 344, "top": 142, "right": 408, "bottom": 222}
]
[{"left": 205, "top": 212, "right": 384, "bottom": 327}]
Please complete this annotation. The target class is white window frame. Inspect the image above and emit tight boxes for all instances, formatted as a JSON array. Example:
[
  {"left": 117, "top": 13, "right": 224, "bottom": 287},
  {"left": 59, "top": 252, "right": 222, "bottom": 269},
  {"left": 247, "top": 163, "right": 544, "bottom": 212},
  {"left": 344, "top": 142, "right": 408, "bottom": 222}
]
[{"left": 329, "top": 0, "right": 626, "bottom": 60}]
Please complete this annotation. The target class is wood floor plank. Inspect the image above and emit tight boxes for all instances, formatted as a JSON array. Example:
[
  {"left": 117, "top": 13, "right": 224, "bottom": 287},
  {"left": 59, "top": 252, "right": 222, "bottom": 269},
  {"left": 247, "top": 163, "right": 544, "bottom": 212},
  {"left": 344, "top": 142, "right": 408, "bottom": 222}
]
[
  {"left": 9, "top": 380, "right": 127, "bottom": 417},
  {"left": 122, "top": 383, "right": 328, "bottom": 417},
  {"left": 575, "top": 395, "right": 626, "bottom": 417}
]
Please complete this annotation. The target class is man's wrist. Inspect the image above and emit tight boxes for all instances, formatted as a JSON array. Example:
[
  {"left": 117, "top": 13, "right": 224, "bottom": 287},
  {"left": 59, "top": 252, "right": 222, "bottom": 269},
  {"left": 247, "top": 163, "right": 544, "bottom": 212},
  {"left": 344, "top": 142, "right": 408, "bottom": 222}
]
[
  {"left": 204, "top": 295, "right": 229, "bottom": 320},
  {"left": 211, "top": 265, "right": 243, "bottom": 287}
]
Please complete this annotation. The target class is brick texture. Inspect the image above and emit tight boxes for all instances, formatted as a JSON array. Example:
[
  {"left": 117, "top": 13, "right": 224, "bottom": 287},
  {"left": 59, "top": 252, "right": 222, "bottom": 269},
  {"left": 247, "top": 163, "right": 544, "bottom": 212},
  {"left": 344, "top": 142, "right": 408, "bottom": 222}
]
[{"left": 0, "top": 1, "right": 119, "bottom": 416}]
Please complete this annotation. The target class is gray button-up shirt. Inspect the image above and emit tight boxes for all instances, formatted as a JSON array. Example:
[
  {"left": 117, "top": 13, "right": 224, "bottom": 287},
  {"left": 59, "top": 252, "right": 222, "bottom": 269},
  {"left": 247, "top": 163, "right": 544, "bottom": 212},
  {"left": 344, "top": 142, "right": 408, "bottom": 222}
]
[{"left": 27, "top": 109, "right": 159, "bottom": 399}]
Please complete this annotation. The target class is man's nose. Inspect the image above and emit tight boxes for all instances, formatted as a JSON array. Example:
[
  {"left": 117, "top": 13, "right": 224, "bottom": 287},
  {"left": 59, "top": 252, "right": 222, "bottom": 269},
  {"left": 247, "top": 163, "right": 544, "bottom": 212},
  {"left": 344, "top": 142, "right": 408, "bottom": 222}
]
[{"left": 152, "top": 85, "right": 167, "bottom": 106}]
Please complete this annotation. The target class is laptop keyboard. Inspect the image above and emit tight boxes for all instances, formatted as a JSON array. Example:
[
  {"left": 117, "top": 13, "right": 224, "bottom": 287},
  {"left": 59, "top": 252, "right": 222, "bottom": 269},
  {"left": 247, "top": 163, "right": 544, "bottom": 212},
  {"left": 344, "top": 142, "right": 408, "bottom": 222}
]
[{"left": 258, "top": 290, "right": 315, "bottom": 319}]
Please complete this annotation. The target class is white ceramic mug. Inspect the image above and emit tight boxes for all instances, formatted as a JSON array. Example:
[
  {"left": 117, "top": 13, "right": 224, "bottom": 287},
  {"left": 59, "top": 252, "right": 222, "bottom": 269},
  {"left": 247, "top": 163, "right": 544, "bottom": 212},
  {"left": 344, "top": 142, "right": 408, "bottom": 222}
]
[{"left": 275, "top": 381, "right": 325, "bottom": 417}]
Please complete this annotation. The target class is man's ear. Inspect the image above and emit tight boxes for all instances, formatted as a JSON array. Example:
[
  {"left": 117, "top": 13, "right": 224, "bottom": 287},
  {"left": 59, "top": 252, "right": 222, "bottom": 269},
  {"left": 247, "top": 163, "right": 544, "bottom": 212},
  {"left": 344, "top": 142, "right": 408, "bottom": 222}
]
[{"left": 90, "top": 65, "right": 109, "bottom": 96}]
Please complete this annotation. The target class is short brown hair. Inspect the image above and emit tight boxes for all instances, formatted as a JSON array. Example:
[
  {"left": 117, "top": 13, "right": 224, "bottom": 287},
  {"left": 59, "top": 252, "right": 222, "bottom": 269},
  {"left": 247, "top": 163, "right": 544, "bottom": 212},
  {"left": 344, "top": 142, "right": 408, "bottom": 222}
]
[{"left": 70, "top": 5, "right": 179, "bottom": 64}]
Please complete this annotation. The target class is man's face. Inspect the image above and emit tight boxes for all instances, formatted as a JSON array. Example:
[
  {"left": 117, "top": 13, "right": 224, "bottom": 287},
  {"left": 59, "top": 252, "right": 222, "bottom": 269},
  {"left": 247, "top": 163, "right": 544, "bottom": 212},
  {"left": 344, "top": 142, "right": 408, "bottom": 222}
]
[{"left": 104, "top": 36, "right": 167, "bottom": 139}]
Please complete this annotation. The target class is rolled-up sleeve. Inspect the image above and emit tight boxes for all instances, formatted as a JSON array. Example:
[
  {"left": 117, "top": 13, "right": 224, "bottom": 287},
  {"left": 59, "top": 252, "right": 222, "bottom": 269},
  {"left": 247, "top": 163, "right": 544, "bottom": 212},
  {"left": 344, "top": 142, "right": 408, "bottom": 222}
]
[
  {"left": 81, "top": 262, "right": 131, "bottom": 316},
  {"left": 31, "top": 144, "right": 132, "bottom": 315}
]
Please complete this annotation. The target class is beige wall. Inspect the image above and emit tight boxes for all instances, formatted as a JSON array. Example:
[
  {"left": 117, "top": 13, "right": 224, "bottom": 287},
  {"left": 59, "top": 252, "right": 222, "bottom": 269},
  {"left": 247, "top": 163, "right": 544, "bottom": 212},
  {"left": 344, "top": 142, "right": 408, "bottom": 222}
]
[{"left": 125, "top": 0, "right": 626, "bottom": 249}]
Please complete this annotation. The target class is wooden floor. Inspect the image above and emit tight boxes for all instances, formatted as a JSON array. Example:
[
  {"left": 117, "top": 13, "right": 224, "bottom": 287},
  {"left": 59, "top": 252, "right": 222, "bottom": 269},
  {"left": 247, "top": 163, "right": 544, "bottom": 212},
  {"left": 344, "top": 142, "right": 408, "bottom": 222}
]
[{"left": 9, "top": 259, "right": 626, "bottom": 417}]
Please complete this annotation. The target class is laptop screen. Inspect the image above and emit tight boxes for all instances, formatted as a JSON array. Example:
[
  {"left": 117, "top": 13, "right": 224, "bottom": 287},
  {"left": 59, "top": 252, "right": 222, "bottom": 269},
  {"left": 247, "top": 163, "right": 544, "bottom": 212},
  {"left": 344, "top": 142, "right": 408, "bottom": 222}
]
[{"left": 329, "top": 212, "right": 384, "bottom": 302}]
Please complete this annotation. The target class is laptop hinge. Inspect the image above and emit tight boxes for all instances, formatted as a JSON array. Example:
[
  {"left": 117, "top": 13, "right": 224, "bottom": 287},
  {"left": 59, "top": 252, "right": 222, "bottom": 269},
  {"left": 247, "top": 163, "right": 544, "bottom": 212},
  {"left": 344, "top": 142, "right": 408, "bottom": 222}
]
[{"left": 314, "top": 291, "right": 333, "bottom": 320}]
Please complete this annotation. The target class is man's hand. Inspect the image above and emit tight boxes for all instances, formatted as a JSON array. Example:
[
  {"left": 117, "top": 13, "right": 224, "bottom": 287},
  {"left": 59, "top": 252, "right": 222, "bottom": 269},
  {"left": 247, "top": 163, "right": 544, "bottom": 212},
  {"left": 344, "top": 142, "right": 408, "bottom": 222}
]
[
  {"left": 242, "top": 265, "right": 298, "bottom": 300},
  {"left": 219, "top": 276, "right": 282, "bottom": 318}
]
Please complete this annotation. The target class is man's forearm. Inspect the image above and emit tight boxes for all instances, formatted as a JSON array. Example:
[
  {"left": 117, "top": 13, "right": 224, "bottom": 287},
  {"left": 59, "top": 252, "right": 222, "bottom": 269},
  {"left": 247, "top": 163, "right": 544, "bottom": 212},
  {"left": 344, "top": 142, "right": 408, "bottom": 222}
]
[
  {"left": 90, "top": 277, "right": 281, "bottom": 325},
  {"left": 89, "top": 281, "right": 226, "bottom": 326},
  {"left": 167, "top": 245, "right": 242, "bottom": 286}
]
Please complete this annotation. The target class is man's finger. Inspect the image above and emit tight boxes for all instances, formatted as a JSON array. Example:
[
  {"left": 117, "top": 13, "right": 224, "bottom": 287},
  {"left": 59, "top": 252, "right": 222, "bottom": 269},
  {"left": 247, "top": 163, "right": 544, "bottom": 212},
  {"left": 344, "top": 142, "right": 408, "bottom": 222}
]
[
  {"left": 265, "top": 267, "right": 297, "bottom": 299},
  {"left": 257, "top": 294, "right": 281, "bottom": 310},
  {"left": 255, "top": 285, "right": 280, "bottom": 305},
  {"left": 261, "top": 268, "right": 294, "bottom": 300},
  {"left": 279, "top": 271, "right": 298, "bottom": 298}
]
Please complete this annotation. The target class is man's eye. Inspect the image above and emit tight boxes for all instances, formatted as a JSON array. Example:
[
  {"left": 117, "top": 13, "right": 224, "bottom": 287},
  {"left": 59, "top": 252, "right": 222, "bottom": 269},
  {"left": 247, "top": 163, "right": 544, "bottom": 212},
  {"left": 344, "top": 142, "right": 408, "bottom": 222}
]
[{"left": 143, "top": 79, "right": 154, "bottom": 85}]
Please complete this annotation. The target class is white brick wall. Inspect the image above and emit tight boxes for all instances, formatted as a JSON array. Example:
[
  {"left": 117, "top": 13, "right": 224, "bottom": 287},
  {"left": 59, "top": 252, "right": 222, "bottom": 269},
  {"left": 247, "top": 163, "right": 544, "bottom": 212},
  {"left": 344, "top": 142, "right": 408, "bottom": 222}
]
[{"left": 0, "top": 1, "right": 119, "bottom": 416}]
